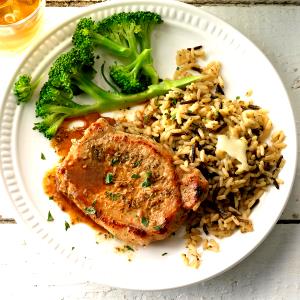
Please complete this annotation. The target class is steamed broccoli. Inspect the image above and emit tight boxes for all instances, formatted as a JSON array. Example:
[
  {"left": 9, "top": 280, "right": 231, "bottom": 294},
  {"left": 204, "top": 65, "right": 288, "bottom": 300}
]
[
  {"left": 72, "top": 16, "right": 136, "bottom": 59},
  {"left": 109, "top": 48, "right": 152, "bottom": 94},
  {"left": 13, "top": 74, "right": 41, "bottom": 104},
  {"left": 34, "top": 47, "right": 204, "bottom": 139},
  {"left": 72, "top": 12, "right": 162, "bottom": 87}
]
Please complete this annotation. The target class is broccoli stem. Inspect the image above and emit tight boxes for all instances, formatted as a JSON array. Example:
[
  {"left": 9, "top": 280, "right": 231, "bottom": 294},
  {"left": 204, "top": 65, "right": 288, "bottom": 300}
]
[
  {"left": 92, "top": 32, "right": 134, "bottom": 59},
  {"left": 73, "top": 74, "right": 206, "bottom": 112},
  {"left": 127, "top": 48, "right": 151, "bottom": 77},
  {"left": 142, "top": 64, "right": 159, "bottom": 84}
]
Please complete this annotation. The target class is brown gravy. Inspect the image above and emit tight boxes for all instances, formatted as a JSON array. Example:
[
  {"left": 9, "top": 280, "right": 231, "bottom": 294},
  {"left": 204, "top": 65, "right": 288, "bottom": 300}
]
[{"left": 43, "top": 113, "right": 106, "bottom": 233}]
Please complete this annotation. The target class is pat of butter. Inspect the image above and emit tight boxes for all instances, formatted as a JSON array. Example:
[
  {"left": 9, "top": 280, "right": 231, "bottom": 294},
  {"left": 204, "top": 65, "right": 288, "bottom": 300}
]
[{"left": 216, "top": 135, "right": 249, "bottom": 172}]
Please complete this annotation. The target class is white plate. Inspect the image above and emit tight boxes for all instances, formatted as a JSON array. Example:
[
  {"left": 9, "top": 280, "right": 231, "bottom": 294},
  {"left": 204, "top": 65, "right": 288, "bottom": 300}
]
[{"left": 0, "top": 0, "right": 297, "bottom": 290}]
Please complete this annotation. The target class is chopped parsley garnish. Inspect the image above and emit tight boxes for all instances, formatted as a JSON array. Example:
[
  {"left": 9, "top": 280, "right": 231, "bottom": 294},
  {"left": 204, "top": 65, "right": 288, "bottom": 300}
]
[
  {"left": 170, "top": 112, "right": 176, "bottom": 120},
  {"left": 84, "top": 206, "right": 96, "bottom": 215},
  {"left": 131, "top": 173, "right": 141, "bottom": 179},
  {"left": 171, "top": 99, "right": 177, "bottom": 105},
  {"left": 105, "top": 173, "right": 114, "bottom": 184},
  {"left": 141, "top": 216, "right": 149, "bottom": 227},
  {"left": 92, "top": 199, "right": 97, "bottom": 206},
  {"left": 105, "top": 191, "right": 121, "bottom": 201},
  {"left": 41, "top": 153, "right": 46, "bottom": 160},
  {"left": 111, "top": 157, "right": 119, "bottom": 166},
  {"left": 153, "top": 225, "right": 162, "bottom": 231},
  {"left": 144, "top": 114, "right": 151, "bottom": 124},
  {"left": 65, "top": 221, "right": 70, "bottom": 231},
  {"left": 132, "top": 160, "right": 142, "bottom": 168},
  {"left": 162, "top": 252, "right": 168, "bottom": 256},
  {"left": 71, "top": 246, "right": 75, "bottom": 251},
  {"left": 47, "top": 211, "right": 54, "bottom": 222},
  {"left": 142, "top": 171, "right": 152, "bottom": 188},
  {"left": 125, "top": 245, "right": 134, "bottom": 251}
]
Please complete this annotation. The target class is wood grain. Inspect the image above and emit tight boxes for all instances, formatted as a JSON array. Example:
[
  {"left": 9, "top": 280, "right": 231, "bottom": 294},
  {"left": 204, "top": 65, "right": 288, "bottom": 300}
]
[
  {"left": 45, "top": 0, "right": 300, "bottom": 7},
  {"left": 0, "top": 6, "right": 299, "bottom": 299},
  {"left": 0, "top": 223, "right": 299, "bottom": 299}
]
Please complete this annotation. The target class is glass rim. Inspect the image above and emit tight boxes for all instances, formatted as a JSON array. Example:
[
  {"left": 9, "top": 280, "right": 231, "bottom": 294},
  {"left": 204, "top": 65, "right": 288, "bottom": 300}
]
[{"left": 0, "top": 0, "right": 45, "bottom": 28}]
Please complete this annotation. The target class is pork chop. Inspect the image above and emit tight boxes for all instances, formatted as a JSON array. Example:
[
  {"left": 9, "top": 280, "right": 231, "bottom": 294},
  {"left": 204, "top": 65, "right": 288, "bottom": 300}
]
[{"left": 56, "top": 118, "right": 208, "bottom": 245}]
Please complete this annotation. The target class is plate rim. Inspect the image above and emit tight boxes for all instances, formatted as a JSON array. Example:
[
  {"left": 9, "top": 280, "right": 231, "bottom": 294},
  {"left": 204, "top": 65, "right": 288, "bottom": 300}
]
[{"left": 0, "top": 0, "right": 297, "bottom": 290}]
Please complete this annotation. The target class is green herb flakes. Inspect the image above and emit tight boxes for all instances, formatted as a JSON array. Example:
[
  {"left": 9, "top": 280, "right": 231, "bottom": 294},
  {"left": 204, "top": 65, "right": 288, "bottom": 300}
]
[
  {"left": 49, "top": 196, "right": 53, "bottom": 201},
  {"left": 105, "top": 173, "right": 114, "bottom": 184},
  {"left": 125, "top": 245, "right": 134, "bottom": 251},
  {"left": 170, "top": 112, "right": 176, "bottom": 120},
  {"left": 153, "top": 225, "right": 161, "bottom": 231},
  {"left": 142, "top": 171, "right": 152, "bottom": 188},
  {"left": 65, "top": 221, "right": 70, "bottom": 231},
  {"left": 47, "top": 211, "right": 54, "bottom": 222},
  {"left": 141, "top": 216, "right": 149, "bottom": 227},
  {"left": 41, "top": 153, "right": 46, "bottom": 160},
  {"left": 111, "top": 157, "right": 119, "bottom": 166},
  {"left": 171, "top": 99, "right": 177, "bottom": 105},
  {"left": 131, "top": 173, "right": 140, "bottom": 179},
  {"left": 162, "top": 252, "right": 168, "bottom": 256},
  {"left": 71, "top": 246, "right": 75, "bottom": 251},
  {"left": 84, "top": 206, "right": 96, "bottom": 215},
  {"left": 132, "top": 160, "right": 142, "bottom": 168},
  {"left": 236, "top": 96, "right": 240, "bottom": 99},
  {"left": 105, "top": 191, "right": 121, "bottom": 201},
  {"left": 92, "top": 199, "right": 97, "bottom": 206}
]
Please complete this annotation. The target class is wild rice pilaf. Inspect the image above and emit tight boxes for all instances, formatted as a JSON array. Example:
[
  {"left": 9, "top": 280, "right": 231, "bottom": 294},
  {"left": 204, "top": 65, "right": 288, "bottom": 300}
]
[{"left": 118, "top": 47, "right": 286, "bottom": 268}]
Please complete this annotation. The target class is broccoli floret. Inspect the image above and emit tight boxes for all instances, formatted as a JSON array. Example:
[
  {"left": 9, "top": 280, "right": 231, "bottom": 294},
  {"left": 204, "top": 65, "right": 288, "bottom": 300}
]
[
  {"left": 35, "top": 48, "right": 204, "bottom": 139},
  {"left": 72, "top": 12, "right": 163, "bottom": 87},
  {"left": 47, "top": 47, "right": 95, "bottom": 92},
  {"left": 110, "top": 48, "right": 152, "bottom": 94},
  {"left": 132, "top": 11, "right": 163, "bottom": 51},
  {"left": 72, "top": 17, "right": 135, "bottom": 59},
  {"left": 13, "top": 74, "right": 41, "bottom": 104}
]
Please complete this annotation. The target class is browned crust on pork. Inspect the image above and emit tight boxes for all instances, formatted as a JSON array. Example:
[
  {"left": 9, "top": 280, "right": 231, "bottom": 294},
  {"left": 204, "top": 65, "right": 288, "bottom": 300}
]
[{"left": 56, "top": 118, "right": 207, "bottom": 245}]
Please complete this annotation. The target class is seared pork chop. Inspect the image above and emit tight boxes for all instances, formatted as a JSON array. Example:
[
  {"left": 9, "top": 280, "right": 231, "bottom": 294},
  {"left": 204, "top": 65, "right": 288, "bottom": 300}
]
[{"left": 56, "top": 118, "right": 208, "bottom": 245}]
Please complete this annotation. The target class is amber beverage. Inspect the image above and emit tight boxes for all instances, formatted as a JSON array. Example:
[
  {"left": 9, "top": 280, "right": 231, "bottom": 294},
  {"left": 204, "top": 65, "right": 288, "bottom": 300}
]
[{"left": 0, "top": 0, "right": 45, "bottom": 51}]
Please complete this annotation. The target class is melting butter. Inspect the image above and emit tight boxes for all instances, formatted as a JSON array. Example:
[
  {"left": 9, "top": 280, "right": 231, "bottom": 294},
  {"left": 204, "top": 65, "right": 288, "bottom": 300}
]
[{"left": 216, "top": 135, "right": 249, "bottom": 172}]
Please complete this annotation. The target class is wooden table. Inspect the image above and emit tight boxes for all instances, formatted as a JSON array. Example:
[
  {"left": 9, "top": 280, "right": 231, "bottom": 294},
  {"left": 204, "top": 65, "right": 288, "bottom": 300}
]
[{"left": 0, "top": 1, "right": 299, "bottom": 299}]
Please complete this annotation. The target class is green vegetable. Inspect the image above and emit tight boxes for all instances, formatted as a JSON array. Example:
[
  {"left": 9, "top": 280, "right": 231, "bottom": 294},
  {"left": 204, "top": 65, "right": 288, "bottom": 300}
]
[
  {"left": 33, "top": 47, "right": 202, "bottom": 139},
  {"left": 132, "top": 160, "right": 142, "bottom": 168},
  {"left": 105, "top": 191, "right": 121, "bottom": 201},
  {"left": 111, "top": 157, "right": 120, "bottom": 165},
  {"left": 65, "top": 221, "right": 70, "bottom": 231},
  {"left": 72, "top": 11, "right": 162, "bottom": 61},
  {"left": 84, "top": 206, "right": 96, "bottom": 215},
  {"left": 47, "top": 211, "right": 54, "bottom": 222},
  {"left": 141, "top": 216, "right": 149, "bottom": 227},
  {"left": 125, "top": 245, "right": 134, "bottom": 251},
  {"left": 13, "top": 74, "right": 41, "bottom": 104},
  {"left": 109, "top": 49, "right": 152, "bottom": 94},
  {"left": 105, "top": 173, "right": 114, "bottom": 184},
  {"left": 131, "top": 173, "right": 141, "bottom": 179},
  {"left": 142, "top": 171, "right": 152, "bottom": 188}
]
